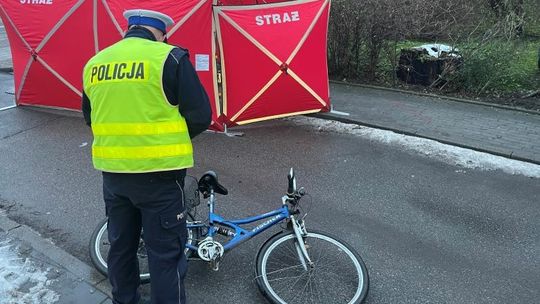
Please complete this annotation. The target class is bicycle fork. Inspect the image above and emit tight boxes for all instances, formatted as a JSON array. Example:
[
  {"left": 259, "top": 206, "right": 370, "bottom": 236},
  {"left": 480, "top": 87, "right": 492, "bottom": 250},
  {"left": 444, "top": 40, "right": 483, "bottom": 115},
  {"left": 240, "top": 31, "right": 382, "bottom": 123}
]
[{"left": 291, "top": 215, "right": 314, "bottom": 271}]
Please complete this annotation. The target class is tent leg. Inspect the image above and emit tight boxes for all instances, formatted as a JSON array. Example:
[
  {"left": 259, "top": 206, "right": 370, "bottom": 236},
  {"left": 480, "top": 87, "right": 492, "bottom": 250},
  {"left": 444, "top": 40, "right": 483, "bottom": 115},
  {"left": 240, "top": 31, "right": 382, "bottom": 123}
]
[
  {"left": 0, "top": 104, "right": 17, "bottom": 112},
  {"left": 223, "top": 124, "right": 244, "bottom": 137},
  {"left": 329, "top": 104, "right": 350, "bottom": 116},
  {"left": 203, "top": 124, "right": 244, "bottom": 137}
]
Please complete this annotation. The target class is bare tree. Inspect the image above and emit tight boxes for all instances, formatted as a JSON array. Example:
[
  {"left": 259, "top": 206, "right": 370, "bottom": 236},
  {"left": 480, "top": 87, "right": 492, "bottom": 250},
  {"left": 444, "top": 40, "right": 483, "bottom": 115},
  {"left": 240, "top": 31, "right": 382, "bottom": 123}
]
[{"left": 328, "top": 0, "right": 479, "bottom": 81}]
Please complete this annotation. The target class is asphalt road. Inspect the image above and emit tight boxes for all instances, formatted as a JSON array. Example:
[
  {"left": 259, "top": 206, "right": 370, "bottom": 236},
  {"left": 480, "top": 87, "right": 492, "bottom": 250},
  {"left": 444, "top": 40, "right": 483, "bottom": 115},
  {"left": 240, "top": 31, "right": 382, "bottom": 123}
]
[
  {"left": 0, "top": 19, "right": 12, "bottom": 70},
  {"left": 0, "top": 71, "right": 15, "bottom": 108},
  {"left": 0, "top": 75, "right": 539, "bottom": 303}
]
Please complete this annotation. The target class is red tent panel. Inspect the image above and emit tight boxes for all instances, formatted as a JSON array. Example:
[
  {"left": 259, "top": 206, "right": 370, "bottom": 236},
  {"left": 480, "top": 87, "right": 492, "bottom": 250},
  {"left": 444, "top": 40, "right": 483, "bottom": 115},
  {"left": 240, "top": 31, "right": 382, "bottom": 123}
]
[
  {"left": 103, "top": 0, "right": 222, "bottom": 130},
  {"left": 96, "top": 0, "right": 124, "bottom": 50},
  {"left": 288, "top": 0, "right": 329, "bottom": 103},
  {"left": 0, "top": 0, "right": 223, "bottom": 130},
  {"left": 220, "top": 2, "right": 316, "bottom": 60},
  {"left": 0, "top": 0, "right": 88, "bottom": 109},
  {"left": 1, "top": 0, "right": 331, "bottom": 129},
  {"left": 215, "top": 0, "right": 330, "bottom": 126},
  {"left": 216, "top": 16, "right": 279, "bottom": 118},
  {"left": 238, "top": 76, "right": 323, "bottom": 124},
  {"left": 37, "top": 0, "right": 94, "bottom": 103},
  {"left": 0, "top": 0, "right": 77, "bottom": 49},
  {"left": 18, "top": 61, "right": 81, "bottom": 109},
  {"left": 218, "top": 0, "right": 291, "bottom": 5}
]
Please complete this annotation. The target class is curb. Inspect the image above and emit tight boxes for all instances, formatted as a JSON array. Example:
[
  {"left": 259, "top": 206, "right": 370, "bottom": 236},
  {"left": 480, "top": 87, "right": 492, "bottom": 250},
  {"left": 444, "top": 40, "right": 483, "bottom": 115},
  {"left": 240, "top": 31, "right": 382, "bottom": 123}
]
[
  {"left": 330, "top": 80, "right": 540, "bottom": 116},
  {"left": 0, "top": 211, "right": 112, "bottom": 300},
  {"left": 311, "top": 112, "right": 540, "bottom": 166}
]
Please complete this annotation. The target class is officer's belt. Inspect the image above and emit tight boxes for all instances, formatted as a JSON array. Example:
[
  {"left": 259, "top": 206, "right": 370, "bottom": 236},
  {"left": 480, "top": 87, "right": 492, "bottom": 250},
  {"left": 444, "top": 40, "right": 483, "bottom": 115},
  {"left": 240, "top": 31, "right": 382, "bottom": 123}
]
[{"left": 151, "top": 169, "right": 186, "bottom": 180}]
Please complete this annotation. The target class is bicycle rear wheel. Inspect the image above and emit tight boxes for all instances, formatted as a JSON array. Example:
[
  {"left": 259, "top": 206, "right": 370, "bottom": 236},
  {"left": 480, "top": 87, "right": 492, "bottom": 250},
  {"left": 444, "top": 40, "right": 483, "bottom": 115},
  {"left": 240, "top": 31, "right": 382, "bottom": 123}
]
[
  {"left": 89, "top": 215, "right": 196, "bottom": 284},
  {"left": 255, "top": 230, "right": 369, "bottom": 304}
]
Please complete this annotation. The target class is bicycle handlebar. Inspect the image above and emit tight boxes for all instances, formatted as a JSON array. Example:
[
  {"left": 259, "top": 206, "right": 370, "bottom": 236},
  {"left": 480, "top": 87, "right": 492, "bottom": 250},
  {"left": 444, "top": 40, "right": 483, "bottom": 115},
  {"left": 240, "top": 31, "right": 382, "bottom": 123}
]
[{"left": 287, "top": 168, "right": 296, "bottom": 196}]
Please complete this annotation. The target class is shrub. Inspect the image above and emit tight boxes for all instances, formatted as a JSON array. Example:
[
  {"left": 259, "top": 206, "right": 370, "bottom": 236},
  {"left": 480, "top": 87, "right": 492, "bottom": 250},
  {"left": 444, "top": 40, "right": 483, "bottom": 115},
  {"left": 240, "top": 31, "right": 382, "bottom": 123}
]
[
  {"left": 327, "top": 0, "right": 539, "bottom": 96},
  {"left": 454, "top": 40, "right": 534, "bottom": 94}
]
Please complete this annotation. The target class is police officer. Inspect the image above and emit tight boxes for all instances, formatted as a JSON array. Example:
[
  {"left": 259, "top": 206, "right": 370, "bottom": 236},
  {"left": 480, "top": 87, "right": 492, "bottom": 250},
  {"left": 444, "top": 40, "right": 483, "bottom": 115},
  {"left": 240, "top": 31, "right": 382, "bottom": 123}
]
[{"left": 82, "top": 9, "right": 211, "bottom": 304}]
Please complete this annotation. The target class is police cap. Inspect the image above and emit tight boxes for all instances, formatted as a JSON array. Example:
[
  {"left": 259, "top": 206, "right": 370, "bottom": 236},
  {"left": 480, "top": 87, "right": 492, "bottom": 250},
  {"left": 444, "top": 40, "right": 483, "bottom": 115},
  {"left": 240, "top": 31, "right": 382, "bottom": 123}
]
[{"left": 123, "top": 9, "right": 174, "bottom": 34}]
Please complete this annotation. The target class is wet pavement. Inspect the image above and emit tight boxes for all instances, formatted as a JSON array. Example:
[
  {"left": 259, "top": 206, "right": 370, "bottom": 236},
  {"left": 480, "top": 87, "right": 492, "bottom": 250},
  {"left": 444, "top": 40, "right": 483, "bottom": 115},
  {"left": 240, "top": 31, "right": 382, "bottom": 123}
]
[
  {"left": 1, "top": 107, "right": 539, "bottom": 303},
  {"left": 0, "top": 71, "right": 15, "bottom": 109},
  {"left": 0, "top": 18, "right": 12, "bottom": 71}
]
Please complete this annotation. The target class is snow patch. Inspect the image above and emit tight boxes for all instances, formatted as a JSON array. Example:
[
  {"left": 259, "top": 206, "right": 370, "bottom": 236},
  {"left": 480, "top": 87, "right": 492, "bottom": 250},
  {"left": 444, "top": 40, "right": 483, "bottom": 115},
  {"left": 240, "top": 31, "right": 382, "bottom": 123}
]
[
  {"left": 289, "top": 116, "right": 540, "bottom": 178},
  {"left": 0, "top": 240, "right": 59, "bottom": 303},
  {"left": 415, "top": 44, "right": 461, "bottom": 58}
]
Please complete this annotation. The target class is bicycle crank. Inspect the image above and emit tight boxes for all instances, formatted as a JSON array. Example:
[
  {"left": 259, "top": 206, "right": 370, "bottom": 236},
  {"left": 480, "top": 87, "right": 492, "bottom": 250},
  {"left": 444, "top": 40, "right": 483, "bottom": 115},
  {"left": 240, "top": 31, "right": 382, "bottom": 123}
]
[{"left": 197, "top": 237, "right": 224, "bottom": 271}]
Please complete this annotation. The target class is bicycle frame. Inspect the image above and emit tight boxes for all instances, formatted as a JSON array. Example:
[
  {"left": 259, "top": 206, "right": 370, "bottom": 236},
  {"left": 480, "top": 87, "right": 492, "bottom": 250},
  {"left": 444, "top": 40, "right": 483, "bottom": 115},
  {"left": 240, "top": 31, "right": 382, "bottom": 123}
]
[{"left": 186, "top": 192, "right": 291, "bottom": 252}]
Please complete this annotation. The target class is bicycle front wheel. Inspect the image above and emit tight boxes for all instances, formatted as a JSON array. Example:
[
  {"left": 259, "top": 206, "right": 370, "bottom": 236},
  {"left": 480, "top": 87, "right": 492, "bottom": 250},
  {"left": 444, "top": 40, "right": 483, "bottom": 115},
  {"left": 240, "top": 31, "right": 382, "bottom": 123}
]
[{"left": 255, "top": 230, "right": 369, "bottom": 304}]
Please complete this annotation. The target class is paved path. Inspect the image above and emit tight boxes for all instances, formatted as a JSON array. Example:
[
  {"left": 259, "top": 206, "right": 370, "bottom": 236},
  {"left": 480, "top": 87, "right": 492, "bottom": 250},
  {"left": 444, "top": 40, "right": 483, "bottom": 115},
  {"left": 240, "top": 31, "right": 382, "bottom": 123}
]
[{"left": 320, "top": 83, "right": 540, "bottom": 164}]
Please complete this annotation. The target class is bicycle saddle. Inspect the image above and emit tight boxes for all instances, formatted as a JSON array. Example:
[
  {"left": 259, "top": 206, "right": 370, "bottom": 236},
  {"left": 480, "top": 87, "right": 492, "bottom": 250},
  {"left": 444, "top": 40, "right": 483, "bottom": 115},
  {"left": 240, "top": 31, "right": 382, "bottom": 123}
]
[{"left": 198, "top": 171, "right": 228, "bottom": 197}]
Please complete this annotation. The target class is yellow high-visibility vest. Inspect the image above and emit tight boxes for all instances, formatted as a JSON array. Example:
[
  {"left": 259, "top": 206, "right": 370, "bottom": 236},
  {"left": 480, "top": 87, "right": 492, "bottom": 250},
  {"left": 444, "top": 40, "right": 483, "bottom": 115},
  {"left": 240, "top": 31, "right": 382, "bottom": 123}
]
[{"left": 83, "top": 37, "right": 193, "bottom": 173}]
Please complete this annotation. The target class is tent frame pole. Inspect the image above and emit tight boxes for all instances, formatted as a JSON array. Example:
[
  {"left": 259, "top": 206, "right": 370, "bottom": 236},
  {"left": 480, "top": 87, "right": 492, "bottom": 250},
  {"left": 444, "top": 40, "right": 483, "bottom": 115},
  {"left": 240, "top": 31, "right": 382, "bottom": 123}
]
[
  {"left": 329, "top": 104, "right": 350, "bottom": 116},
  {"left": 223, "top": 124, "right": 243, "bottom": 137},
  {"left": 204, "top": 123, "right": 244, "bottom": 137},
  {"left": 0, "top": 105, "right": 17, "bottom": 112}
]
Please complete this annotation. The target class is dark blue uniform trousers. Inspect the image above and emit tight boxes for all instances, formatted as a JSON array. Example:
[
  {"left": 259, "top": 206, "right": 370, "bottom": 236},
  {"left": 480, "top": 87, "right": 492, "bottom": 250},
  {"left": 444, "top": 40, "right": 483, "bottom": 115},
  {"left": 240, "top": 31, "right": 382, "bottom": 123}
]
[{"left": 103, "top": 172, "right": 188, "bottom": 304}]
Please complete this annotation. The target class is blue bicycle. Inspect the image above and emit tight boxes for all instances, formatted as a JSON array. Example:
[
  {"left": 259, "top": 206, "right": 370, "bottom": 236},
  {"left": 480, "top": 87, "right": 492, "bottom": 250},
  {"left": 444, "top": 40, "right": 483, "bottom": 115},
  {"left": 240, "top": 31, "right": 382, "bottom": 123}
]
[{"left": 90, "top": 169, "right": 369, "bottom": 304}]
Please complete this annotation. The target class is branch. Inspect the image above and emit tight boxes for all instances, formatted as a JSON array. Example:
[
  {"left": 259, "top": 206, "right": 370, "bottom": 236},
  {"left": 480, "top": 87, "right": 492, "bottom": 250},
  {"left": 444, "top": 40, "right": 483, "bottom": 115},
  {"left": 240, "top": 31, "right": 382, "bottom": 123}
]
[{"left": 522, "top": 90, "right": 540, "bottom": 98}]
